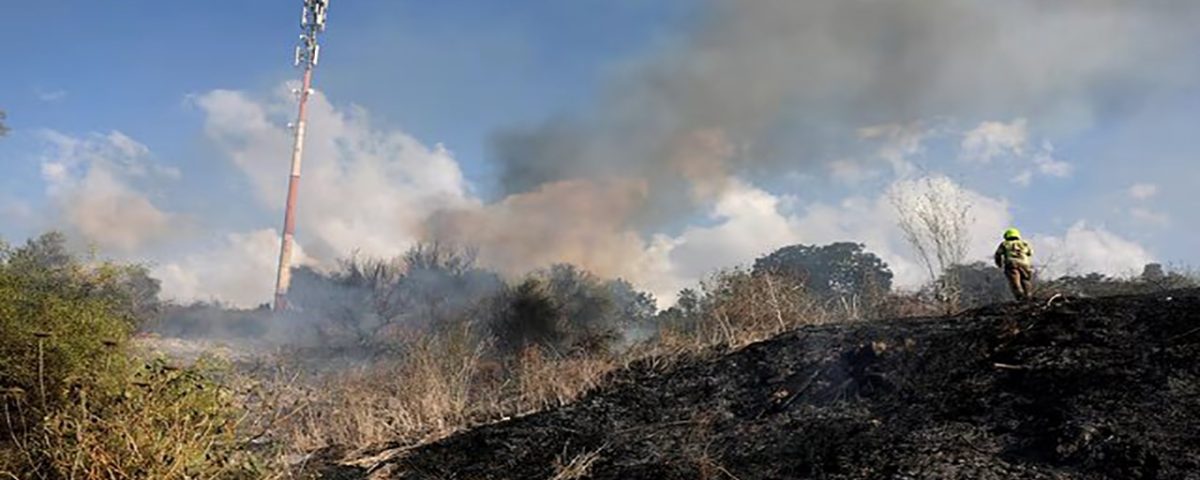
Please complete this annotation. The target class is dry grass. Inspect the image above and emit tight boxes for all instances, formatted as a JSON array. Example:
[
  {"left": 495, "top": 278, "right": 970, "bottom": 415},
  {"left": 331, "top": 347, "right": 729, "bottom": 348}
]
[
  {"left": 255, "top": 332, "right": 491, "bottom": 452},
  {"left": 551, "top": 446, "right": 605, "bottom": 480},
  {"left": 654, "top": 270, "right": 845, "bottom": 354},
  {"left": 2, "top": 359, "right": 258, "bottom": 480},
  {"left": 514, "top": 347, "right": 615, "bottom": 412},
  {"left": 243, "top": 270, "right": 851, "bottom": 473},
  {"left": 248, "top": 272, "right": 841, "bottom": 466},
  {"left": 241, "top": 328, "right": 620, "bottom": 466},
  {"left": 137, "top": 268, "right": 885, "bottom": 474}
]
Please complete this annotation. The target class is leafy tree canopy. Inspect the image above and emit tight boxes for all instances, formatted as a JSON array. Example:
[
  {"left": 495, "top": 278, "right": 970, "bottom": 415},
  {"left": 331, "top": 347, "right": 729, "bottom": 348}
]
[{"left": 752, "top": 242, "right": 893, "bottom": 299}]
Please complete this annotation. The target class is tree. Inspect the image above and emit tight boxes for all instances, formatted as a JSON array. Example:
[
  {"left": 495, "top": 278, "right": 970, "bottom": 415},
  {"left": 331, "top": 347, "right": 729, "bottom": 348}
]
[
  {"left": 889, "top": 175, "right": 974, "bottom": 310},
  {"left": 0, "top": 233, "right": 139, "bottom": 421},
  {"left": 286, "top": 242, "right": 504, "bottom": 344},
  {"left": 488, "top": 277, "right": 562, "bottom": 355},
  {"left": 1, "top": 232, "right": 252, "bottom": 478},
  {"left": 537, "top": 264, "right": 621, "bottom": 354},
  {"left": 607, "top": 278, "right": 657, "bottom": 323},
  {"left": 1139, "top": 263, "right": 1197, "bottom": 291},
  {"left": 655, "top": 288, "right": 702, "bottom": 333},
  {"left": 944, "top": 262, "right": 1010, "bottom": 308},
  {"left": 486, "top": 264, "right": 655, "bottom": 356},
  {"left": 3, "top": 232, "right": 161, "bottom": 327},
  {"left": 5, "top": 231, "right": 73, "bottom": 275},
  {"left": 752, "top": 242, "right": 893, "bottom": 300},
  {"left": 398, "top": 242, "right": 503, "bottom": 332}
]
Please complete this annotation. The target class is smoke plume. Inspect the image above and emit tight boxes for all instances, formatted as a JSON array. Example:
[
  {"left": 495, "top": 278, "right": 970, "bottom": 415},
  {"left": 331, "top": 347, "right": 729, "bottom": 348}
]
[
  {"left": 82, "top": 1, "right": 1198, "bottom": 306},
  {"left": 422, "top": 0, "right": 1196, "bottom": 295},
  {"left": 490, "top": 0, "right": 1199, "bottom": 200}
]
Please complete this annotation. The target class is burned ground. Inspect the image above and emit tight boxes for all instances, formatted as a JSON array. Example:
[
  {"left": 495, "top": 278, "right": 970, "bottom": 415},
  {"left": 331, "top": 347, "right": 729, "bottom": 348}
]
[{"left": 322, "top": 290, "right": 1200, "bottom": 479}]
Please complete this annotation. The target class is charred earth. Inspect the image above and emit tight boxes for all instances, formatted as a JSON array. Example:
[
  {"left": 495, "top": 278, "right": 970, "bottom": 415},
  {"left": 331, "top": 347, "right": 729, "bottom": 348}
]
[{"left": 322, "top": 290, "right": 1200, "bottom": 479}]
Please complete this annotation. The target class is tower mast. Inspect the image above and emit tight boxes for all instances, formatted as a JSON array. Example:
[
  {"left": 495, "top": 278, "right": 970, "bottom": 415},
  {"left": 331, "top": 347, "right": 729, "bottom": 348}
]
[{"left": 274, "top": 0, "right": 329, "bottom": 311}]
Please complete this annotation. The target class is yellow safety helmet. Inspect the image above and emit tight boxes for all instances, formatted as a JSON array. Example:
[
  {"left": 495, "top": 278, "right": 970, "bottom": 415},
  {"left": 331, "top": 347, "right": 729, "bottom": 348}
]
[{"left": 1003, "top": 228, "right": 1021, "bottom": 240}]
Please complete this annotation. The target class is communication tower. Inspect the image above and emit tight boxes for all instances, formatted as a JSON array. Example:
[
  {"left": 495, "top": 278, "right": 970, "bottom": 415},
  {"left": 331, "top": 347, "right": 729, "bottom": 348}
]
[{"left": 274, "top": 0, "right": 330, "bottom": 311}]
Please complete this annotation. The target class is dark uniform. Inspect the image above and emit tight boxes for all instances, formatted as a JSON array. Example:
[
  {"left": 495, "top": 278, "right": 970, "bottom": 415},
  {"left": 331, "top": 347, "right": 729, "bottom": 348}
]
[{"left": 994, "top": 230, "right": 1034, "bottom": 301}]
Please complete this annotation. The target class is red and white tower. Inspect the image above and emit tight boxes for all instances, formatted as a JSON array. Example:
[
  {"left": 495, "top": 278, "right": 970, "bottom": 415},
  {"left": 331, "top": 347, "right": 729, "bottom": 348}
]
[{"left": 274, "top": 0, "right": 329, "bottom": 311}]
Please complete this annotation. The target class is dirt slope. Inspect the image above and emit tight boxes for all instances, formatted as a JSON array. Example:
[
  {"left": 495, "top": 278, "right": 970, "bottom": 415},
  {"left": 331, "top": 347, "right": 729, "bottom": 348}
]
[{"left": 327, "top": 290, "right": 1200, "bottom": 479}]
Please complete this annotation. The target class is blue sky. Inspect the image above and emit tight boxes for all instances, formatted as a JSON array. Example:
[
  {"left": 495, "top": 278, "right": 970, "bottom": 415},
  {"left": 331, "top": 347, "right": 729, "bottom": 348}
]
[
  {"left": 2, "top": 1, "right": 1197, "bottom": 306},
  {"left": 0, "top": 0, "right": 695, "bottom": 198}
]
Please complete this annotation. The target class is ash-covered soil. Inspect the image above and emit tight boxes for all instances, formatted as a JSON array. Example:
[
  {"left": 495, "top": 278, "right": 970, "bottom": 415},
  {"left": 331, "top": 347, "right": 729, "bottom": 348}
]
[{"left": 326, "top": 290, "right": 1200, "bottom": 479}]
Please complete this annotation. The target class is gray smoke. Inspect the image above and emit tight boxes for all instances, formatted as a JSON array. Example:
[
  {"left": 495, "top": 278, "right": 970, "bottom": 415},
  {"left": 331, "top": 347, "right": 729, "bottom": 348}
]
[{"left": 489, "top": 0, "right": 1200, "bottom": 221}]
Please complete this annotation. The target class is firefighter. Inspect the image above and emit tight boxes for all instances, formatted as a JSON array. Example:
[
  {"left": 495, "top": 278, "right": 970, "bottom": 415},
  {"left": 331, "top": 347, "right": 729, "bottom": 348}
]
[{"left": 994, "top": 228, "right": 1034, "bottom": 301}]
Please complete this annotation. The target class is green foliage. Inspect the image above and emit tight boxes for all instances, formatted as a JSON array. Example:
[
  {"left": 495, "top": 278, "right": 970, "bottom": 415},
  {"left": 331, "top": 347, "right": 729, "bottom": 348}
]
[
  {"left": 487, "top": 264, "right": 651, "bottom": 356},
  {"left": 753, "top": 242, "right": 893, "bottom": 300},
  {"left": 270, "top": 243, "right": 654, "bottom": 355},
  {"left": 1, "top": 232, "right": 162, "bottom": 328},
  {"left": 655, "top": 288, "right": 703, "bottom": 332},
  {"left": 943, "top": 262, "right": 1011, "bottom": 308},
  {"left": 9, "top": 358, "right": 262, "bottom": 479},
  {"left": 0, "top": 232, "right": 260, "bottom": 478},
  {"left": 490, "top": 277, "right": 563, "bottom": 355},
  {"left": 154, "top": 302, "right": 272, "bottom": 339},
  {"left": 606, "top": 278, "right": 658, "bottom": 326},
  {"left": 1044, "top": 266, "right": 1198, "bottom": 298},
  {"left": 0, "top": 234, "right": 133, "bottom": 420},
  {"left": 285, "top": 243, "right": 504, "bottom": 344},
  {"left": 948, "top": 261, "right": 1200, "bottom": 308}
]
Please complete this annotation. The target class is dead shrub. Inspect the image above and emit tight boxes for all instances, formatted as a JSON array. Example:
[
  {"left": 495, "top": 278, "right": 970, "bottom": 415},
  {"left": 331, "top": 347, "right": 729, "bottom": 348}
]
[
  {"left": 551, "top": 446, "right": 605, "bottom": 480},
  {"left": 249, "top": 330, "right": 619, "bottom": 464},
  {"left": 679, "top": 268, "right": 833, "bottom": 349}
]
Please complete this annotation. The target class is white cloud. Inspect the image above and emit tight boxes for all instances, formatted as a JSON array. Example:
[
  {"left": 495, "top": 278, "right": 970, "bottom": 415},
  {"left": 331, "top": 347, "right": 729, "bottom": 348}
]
[
  {"left": 1128, "top": 183, "right": 1158, "bottom": 200},
  {"left": 637, "top": 175, "right": 1013, "bottom": 304},
  {"left": 827, "top": 158, "right": 878, "bottom": 185},
  {"left": 1032, "top": 222, "right": 1154, "bottom": 278},
  {"left": 41, "top": 162, "right": 69, "bottom": 184},
  {"left": 964, "top": 123, "right": 1071, "bottom": 186},
  {"left": 153, "top": 229, "right": 309, "bottom": 307},
  {"left": 1031, "top": 141, "right": 1072, "bottom": 178},
  {"left": 1129, "top": 207, "right": 1170, "bottom": 227},
  {"left": 1011, "top": 170, "right": 1034, "bottom": 187},
  {"left": 36, "top": 130, "right": 179, "bottom": 251},
  {"left": 857, "top": 122, "right": 929, "bottom": 175},
  {"left": 35, "top": 88, "right": 67, "bottom": 103},
  {"left": 788, "top": 194, "right": 929, "bottom": 288},
  {"left": 1034, "top": 156, "right": 1072, "bottom": 177},
  {"left": 641, "top": 181, "right": 801, "bottom": 301},
  {"left": 961, "top": 118, "right": 1028, "bottom": 163}
]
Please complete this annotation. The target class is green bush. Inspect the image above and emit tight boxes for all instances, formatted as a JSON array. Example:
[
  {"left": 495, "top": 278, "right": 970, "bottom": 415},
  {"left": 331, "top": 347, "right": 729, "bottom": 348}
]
[
  {"left": 0, "top": 233, "right": 260, "bottom": 479},
  {"left": 0, "top": 234, "right": 134, "bottom": 423},
  {"left": 6, "top": 358, "right": 262, "bottom": 479}
]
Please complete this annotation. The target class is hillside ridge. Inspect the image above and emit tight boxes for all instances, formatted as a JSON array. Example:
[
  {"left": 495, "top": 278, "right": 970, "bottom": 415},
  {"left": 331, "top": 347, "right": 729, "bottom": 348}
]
[{"left": 319, "top": 290, "right": 1200, "bottom": 479}]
